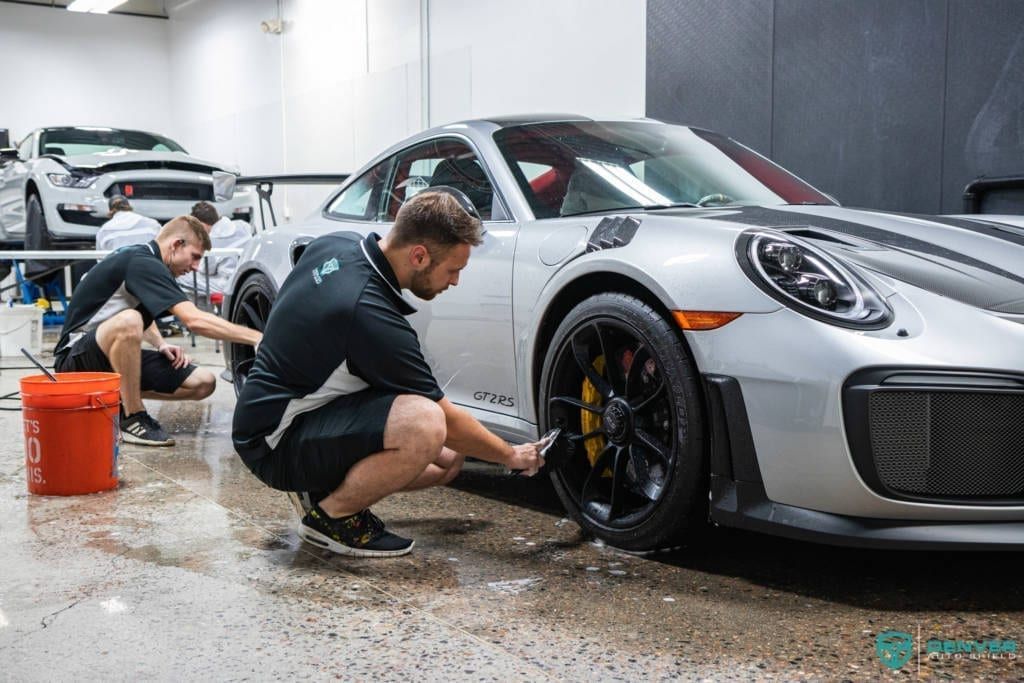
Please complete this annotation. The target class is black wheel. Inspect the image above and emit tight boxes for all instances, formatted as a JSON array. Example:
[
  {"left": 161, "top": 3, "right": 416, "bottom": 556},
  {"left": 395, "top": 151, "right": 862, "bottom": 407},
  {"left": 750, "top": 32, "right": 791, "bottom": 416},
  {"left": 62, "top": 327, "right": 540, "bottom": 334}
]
[
  {"left": 228, "top": 273, "right": 275, "bottom": 396},
  {"left": 539, "top": 293, "right": 707, "bottom": 551},
  {"left": 24, "top": 193, "right": 58, "bottom": 277}
]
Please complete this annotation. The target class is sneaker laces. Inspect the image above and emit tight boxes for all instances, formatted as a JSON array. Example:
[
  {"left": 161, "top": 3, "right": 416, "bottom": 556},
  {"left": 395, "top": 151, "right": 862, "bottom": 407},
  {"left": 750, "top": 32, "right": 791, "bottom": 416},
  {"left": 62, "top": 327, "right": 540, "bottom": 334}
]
[{"left": 362, "top": 510, "right": 386, "bottom": 536}]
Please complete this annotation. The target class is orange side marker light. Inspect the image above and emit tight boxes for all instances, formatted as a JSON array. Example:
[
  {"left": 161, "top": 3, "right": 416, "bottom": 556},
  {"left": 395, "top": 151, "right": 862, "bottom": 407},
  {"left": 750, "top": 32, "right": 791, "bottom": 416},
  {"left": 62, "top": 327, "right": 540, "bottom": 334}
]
[{"left": 672, "top": 310, "right": 743, "bottom": 330}]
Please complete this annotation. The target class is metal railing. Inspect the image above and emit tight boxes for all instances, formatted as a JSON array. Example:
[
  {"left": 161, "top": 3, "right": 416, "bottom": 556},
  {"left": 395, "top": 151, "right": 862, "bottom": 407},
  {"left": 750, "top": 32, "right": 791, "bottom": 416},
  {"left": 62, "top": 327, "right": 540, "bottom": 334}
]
[
  {"left": 962, "top": 175, "right": 1024, "bottom": 213},
  {"left": 0, "top": 248, "right": 244, "bottom": 347}
]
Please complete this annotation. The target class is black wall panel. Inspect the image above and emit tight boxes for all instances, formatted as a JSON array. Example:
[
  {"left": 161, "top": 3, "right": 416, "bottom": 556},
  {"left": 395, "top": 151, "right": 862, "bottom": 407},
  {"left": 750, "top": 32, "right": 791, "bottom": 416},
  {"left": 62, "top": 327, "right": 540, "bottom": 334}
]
[
  {"left": 646, "top": 0, "right": 1024, "bottom": 215},
  {"left": 943, "top": 0, "right": 1024, "bottom": 213},
  {"left": 773, "top": 0, "right": 945, "bottom": 212},
  {"left": 646, "top": 0, "right": 773, "bottom": 155}
]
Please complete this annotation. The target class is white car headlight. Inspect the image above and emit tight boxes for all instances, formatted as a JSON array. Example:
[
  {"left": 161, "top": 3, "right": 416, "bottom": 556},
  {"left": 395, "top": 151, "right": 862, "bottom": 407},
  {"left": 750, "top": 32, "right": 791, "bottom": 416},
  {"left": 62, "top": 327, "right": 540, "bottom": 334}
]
[
  {"left": 737, "top": 229, "right": 892, "bottom": 329},
  {"left": 46, "top": 173, "right": 97, "bottom": 189}
]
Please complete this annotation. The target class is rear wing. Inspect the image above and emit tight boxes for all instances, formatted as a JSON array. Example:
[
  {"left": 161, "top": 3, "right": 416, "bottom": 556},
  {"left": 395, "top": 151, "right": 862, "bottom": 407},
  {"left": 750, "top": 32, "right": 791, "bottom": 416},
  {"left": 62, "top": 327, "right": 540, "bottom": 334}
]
[{"left": 235, "top": 173, "right": 349, "bottom": 231}]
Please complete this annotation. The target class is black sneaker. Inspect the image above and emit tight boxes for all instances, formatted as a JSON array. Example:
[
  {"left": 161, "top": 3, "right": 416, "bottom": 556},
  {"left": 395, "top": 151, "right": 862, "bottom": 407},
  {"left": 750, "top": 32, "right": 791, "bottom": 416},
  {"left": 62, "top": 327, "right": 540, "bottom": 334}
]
[
  {"left": 121, "top": 411, "right": 175, "bottom": 446},
  {"left": 286, "top": 490, "right": 331, "bottom": 518},
  {"left": 298, "top": 505, "right": 414, "bottom": 557}
]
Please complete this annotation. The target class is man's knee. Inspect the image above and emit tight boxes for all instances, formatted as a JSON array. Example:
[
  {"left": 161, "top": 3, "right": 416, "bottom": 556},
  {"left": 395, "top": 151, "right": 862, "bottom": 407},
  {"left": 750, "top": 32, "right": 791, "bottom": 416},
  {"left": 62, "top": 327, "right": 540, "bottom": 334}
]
[
  {"left": 190, "top": 369, "right": 216, "bottom": 399},
  {"left": 386, "top": 395, "right": 446, "bottom": 454},
  {"left": 110, "top": 309, "right": 144, "bottom": 341}
]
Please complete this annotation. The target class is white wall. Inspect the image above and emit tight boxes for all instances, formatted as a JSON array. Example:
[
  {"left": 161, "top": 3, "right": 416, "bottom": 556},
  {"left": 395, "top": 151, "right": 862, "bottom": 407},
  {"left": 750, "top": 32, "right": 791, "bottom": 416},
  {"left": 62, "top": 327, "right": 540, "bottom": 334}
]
[
  {"left": 166, "top": 0, "right": 427, "bottom": 220},
  {"left": 166, "top": 0, "right": 645, "bottom": 222},
  {"left": 427, "top": 0, "right": 646, "bottom": 125},
  {"left": 0, "top": 3, "right": 171, "bottom": 146},
  {"left": 1, "top": 0, "right": 646, "bottom": 222}
]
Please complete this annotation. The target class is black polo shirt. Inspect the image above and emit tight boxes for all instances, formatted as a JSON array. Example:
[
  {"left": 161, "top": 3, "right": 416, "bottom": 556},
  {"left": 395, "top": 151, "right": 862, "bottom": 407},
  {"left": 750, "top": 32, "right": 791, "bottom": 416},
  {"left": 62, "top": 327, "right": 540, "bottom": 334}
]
[
  {"left": 232, "top": 231, "right": 443, "bottom": 462},
  {"left": 54, "top": 240, "right": 188, "bottom": 359}
]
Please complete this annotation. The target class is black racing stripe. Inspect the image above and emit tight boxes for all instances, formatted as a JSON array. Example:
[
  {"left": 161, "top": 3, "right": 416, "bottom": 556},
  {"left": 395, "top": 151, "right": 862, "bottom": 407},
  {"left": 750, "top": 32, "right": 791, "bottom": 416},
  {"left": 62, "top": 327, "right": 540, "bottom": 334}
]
[
  {"left": 703, "top": 207, "right": 1024, "bottom": 288},
  {"left": 877, "top": 211, "right": 1024, "bottom": 249}
]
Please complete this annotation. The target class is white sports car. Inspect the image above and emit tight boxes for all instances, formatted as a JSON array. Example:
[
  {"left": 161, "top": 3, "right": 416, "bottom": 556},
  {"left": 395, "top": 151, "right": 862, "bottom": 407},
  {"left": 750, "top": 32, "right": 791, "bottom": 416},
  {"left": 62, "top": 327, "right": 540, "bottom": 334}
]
[
  {"left": 0, "top": 126, "right": 251, "bottom": 247},
  {"left": 224, "top": 115, "right": 1024, "bottom": 552}
]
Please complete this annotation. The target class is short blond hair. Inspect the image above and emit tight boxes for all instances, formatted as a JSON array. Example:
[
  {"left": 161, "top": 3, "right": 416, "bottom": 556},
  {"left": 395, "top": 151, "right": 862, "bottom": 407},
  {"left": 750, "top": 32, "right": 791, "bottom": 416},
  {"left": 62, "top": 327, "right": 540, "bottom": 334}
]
[{"left": 159, "top": 215, "right": 212, "bottom": 251}]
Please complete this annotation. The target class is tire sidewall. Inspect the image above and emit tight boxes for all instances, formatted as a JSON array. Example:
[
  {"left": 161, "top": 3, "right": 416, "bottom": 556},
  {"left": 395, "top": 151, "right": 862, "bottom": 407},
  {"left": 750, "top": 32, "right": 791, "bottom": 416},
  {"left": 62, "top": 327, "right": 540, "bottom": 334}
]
[
  {"left": 228, "top": 273, "right": 275, "bottom": 395},
  {"left": 24, "top": 193, "right": 59, "bottom": 278},
  {"left": 25, "top": 193, "right": 51, "bottom": 249},
  {"left": 540, "top": 292, "right": 707, "bottom": 551}
]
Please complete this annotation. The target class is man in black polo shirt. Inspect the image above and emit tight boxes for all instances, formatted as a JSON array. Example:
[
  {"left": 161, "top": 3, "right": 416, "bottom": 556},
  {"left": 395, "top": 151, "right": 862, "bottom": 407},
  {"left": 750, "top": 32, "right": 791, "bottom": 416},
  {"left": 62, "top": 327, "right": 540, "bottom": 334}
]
[
  {"left": 233, "top": 191, "right": 545, "bottom": 557},
  {"left": 55, "top": 215, "right": 262, "bottom": 446}
]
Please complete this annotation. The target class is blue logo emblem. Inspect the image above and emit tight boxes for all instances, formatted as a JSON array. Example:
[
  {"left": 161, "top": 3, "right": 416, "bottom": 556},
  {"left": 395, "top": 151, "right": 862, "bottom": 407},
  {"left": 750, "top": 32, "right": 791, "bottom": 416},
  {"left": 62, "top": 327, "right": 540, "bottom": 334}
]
[
  {"left": 877, "top": 631, "right": 914, "bottom": 670},
  {"left": 312, "top": 257, "right": 340, "bottom": 285}
]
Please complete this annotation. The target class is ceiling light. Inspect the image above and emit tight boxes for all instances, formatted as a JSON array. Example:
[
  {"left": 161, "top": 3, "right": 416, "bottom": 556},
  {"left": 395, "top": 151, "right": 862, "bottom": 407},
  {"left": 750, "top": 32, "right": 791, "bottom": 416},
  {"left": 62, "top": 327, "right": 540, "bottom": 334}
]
[{"left": 67, "top": 0, "right": 129, "bottom": 14}]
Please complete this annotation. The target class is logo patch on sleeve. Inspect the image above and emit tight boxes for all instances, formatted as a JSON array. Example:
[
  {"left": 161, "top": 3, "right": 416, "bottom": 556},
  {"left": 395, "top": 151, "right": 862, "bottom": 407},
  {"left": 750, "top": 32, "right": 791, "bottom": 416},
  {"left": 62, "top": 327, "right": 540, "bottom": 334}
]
[{"left": 312, "top": 257, "right": 340, "bottom": 285}]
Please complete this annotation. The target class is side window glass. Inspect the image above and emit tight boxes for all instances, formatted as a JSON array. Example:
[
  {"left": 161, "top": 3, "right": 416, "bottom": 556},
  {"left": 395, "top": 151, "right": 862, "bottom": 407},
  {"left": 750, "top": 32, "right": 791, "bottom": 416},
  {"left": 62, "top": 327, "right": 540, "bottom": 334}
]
[
  {"left": 384, "top": 139, "right": 501, "bottom": 221},
  {"left": 325, "top": 158, "right": 390, "bottom": 221}
]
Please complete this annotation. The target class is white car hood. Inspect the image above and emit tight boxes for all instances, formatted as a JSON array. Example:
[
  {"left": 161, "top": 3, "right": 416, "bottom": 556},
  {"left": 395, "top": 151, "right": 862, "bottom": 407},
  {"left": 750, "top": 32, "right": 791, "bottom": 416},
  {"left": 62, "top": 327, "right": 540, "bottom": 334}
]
[{"left": 51, "top": 148, "right": 231, "bottom": 173}]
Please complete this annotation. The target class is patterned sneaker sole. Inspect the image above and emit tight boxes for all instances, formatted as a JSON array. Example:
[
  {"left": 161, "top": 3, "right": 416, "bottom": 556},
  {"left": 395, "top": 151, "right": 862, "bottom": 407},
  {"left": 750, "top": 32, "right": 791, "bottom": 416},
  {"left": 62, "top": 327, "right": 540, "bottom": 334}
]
[
  {"left": 121, "top": 431, "right": 175, "bottom": 447},
  {"left": 297, "top": 524, "right": 413, "bottom": 558}
]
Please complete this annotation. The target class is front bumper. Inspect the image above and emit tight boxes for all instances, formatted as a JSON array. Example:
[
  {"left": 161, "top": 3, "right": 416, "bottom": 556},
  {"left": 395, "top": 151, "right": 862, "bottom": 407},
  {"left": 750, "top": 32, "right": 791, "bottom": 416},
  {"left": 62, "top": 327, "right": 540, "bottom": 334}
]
[
  {"left": 710, "top": 477, "right": 1024, "bottom": 550},
  {"left": 703, "top": 373, "right": 1024, "bottom": 548},
  {"left": 686, "top": 278, "right": 1024, "bottom": 532},
  {"left": 39, "top": 172, "right": 254, "bottom": 241}
]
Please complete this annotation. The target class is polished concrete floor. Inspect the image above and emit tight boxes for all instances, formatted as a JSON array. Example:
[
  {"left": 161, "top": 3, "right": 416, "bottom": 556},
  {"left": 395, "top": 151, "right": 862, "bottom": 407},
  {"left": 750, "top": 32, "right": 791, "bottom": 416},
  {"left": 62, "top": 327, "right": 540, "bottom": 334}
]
[{"left": 2, "top": 337, "right": 1023, "bottom": 681}]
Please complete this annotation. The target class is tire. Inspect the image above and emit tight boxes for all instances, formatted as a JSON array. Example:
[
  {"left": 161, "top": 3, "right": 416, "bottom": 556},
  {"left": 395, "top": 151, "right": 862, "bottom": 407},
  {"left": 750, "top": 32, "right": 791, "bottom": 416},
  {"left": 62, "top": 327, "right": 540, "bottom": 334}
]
[
  {"left": 24, "top": 193, "right": 58, "bottom": 277},
  {"left": 539, "top": 292, "right": 707, "bottom": 551},
  {"left": 228, "top": 273, "right": 275, "bottom": 396}
]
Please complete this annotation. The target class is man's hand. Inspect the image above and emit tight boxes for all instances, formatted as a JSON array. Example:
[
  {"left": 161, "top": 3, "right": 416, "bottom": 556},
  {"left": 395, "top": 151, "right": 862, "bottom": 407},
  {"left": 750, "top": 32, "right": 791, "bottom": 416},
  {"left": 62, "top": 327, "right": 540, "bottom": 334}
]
[
  {"left": 158, "top": 343, "right": 190, "bottom": 369},
  {"left": 506, "top": 441, "right": 546, "bottom": 477}
]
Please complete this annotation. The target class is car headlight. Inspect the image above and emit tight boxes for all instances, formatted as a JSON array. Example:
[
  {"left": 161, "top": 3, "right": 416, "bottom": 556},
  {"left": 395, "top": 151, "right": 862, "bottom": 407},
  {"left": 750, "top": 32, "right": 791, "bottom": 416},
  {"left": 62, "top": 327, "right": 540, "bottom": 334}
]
[
  {"left": 736, "top": 229, "right": 892, "bottom": 329},
  {"left": 46, "top": 173, "right": 97, "bottom": 189}
]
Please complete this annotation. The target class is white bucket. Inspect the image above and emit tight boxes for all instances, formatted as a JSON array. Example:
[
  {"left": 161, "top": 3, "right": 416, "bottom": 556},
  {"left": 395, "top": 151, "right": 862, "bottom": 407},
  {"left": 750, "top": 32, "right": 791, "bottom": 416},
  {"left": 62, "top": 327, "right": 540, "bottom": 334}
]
[{"left": 0, "top": 305, "right": 44, "bottom": 358}]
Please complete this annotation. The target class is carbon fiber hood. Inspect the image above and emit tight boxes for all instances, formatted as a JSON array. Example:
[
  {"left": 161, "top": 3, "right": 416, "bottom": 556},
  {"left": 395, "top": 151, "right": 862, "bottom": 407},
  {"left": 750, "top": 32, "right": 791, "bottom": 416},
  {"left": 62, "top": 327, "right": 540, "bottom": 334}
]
[
  {"left": 695, "top": 205, "right": 1024, "bottom": 314},
  {"left": 55, "top": 149, "right": 229, "bottom": 174}
]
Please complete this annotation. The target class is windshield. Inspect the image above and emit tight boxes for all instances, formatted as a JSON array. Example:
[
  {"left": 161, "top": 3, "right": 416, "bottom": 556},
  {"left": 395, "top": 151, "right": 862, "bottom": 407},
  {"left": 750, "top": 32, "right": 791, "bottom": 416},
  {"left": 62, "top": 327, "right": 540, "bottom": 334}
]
[
  {"left": 493, "top": 121, "right": 834, "bottom": 218},
  {"left": 39, "top": 127, "right": 187, "bottom": 156}
]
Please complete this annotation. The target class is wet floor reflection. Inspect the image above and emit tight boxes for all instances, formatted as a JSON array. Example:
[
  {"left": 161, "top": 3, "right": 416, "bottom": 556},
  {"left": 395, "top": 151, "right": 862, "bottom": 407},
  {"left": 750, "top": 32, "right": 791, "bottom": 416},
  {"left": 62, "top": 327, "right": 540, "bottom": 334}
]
[{"left": 3, "top": 339, "right": 1023, "bottom": 680}]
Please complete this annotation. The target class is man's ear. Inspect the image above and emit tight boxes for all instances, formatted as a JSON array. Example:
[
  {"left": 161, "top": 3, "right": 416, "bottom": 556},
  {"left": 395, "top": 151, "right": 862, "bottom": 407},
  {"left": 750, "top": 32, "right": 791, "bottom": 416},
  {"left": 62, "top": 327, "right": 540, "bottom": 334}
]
[{"left": 409, "top": 244, "right": 429, "bottom": 268}]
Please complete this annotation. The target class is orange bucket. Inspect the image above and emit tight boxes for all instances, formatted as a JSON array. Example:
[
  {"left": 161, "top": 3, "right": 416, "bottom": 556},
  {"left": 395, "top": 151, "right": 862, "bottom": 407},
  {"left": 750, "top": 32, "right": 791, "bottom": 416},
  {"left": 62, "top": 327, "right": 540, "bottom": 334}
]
[{"left": 20, "top": 372, "right": 121, "bottom": 496}]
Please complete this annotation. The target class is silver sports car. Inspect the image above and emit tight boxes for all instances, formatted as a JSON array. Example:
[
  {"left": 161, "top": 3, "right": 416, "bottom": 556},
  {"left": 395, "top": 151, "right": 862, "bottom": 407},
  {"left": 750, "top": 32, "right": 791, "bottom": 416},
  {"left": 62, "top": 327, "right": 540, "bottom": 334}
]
[{"left": 224, "top": 115, "right": 1024, "bottom": 552}]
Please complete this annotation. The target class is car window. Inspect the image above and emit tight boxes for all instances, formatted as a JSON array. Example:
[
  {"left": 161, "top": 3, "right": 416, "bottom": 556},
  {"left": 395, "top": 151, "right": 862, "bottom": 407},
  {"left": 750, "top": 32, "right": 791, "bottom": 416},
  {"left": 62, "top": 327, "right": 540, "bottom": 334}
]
[
  {"left": 494, "top": 122, "right": 834, "bottom": 218},
  {"left": 384, "top": 138, "right": 502, "bottom": 221},
  {"left": 38, "top": 128, "right": 187, "bottom": 155},
  {"left": 325, "top": 158, "right": 391, "bottom": 221}
]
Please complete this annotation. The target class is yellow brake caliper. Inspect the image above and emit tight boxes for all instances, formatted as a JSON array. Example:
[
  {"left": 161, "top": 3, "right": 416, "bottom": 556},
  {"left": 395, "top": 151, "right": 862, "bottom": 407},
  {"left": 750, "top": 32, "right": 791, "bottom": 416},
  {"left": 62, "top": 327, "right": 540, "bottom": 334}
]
[{"left": 581, "top": 356, "right": 607, "bottom": 467}]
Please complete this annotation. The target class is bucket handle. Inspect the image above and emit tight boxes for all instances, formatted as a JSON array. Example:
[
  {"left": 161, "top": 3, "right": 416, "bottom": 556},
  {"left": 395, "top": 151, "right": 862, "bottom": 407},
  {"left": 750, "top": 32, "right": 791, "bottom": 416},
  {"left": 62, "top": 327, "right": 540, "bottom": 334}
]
[
  {"left": 90, "top": 394, "right": 124, "bottom": 445},
  {"left": 0, "top": 319, "right": 37, "bottom": 335}
]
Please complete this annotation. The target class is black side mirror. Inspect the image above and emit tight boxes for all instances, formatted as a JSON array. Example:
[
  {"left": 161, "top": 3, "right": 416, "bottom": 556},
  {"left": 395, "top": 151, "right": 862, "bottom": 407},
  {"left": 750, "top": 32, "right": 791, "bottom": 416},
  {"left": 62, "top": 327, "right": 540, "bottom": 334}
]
[
  {"left": 0, "top": 129, "right": 9, "bottom": 148},
  {"left": 0, "top": 148, "right": 19, "bottom": 162}
]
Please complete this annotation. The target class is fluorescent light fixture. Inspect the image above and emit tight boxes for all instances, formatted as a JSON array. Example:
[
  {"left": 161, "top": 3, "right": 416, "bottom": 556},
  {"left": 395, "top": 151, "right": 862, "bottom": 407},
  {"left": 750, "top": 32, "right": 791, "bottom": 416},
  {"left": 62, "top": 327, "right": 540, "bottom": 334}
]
[{"left": 67, "top": 0, "right": 128, "bottom": 13}]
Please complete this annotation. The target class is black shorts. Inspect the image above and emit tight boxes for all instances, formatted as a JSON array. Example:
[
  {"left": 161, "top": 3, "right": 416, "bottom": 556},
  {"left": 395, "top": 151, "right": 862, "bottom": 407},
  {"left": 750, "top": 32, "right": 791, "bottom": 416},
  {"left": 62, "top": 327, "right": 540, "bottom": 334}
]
[
  {"left": 54, "top": 329, "right": 198, "bottom": 395},
  {"left": 245, "top": 389, "right": 397, "bottom": 493}
]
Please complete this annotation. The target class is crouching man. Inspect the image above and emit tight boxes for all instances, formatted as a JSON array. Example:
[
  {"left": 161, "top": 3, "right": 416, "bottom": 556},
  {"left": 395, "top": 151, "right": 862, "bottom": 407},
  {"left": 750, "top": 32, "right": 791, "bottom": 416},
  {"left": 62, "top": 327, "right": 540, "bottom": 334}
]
[
  {"left": 54, "top": 216, "right": 262, "bottom": 446},
  {"left": 232, "top": 191, "right": 545, "bottom": 558}
]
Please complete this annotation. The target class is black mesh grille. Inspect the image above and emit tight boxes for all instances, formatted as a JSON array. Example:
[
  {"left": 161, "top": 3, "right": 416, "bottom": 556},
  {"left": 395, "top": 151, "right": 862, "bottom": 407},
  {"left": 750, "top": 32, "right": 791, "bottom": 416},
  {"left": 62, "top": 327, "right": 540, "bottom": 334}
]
[
  {"left": 105, "top": 181, "right": 212, "bottom": 201},
  {"left": 869, "top": 391, "right": 1024, "bottom": 498}
]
